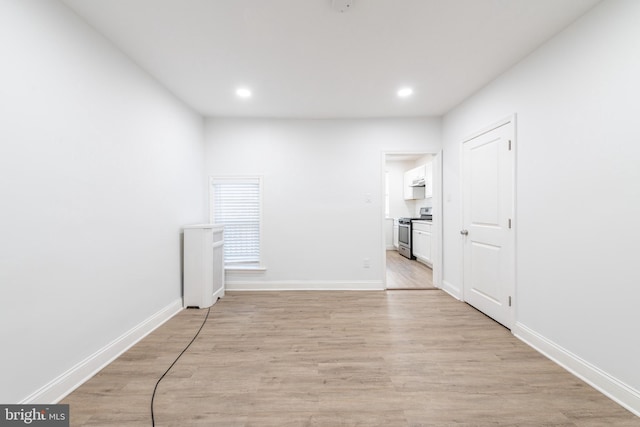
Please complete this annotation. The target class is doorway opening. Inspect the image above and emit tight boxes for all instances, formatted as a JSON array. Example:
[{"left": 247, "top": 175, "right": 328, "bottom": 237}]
[{"left": 382, "top": 152, "right": 442, "bottom": 290}]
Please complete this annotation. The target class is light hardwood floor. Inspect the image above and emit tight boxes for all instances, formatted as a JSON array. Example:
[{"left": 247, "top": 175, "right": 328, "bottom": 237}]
[
  {"left": 63, "top": 291, "right": 639, "bottom": 426},
  {"left": 386, "top": 249, "right": 436, "bottom": 290}
]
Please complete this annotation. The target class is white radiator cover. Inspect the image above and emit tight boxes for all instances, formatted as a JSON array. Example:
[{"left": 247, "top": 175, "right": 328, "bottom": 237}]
[{"left": 183, "top": 224, "right": 225, "bottom": 308}]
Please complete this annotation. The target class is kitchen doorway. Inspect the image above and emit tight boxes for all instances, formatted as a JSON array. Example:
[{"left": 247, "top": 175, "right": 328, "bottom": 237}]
[{"left": 382, "top": 152, "right": 442, "bottom": 290}]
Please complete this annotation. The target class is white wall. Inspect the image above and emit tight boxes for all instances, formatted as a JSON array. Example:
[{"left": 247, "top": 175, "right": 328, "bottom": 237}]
[
  {"left": 386, "top": 160, "right": 416, "bottom": 219},
  {"left": 442, "top": 0, "right": 640, "bottom": 409},
  {"left": 0, "top": 0, "right": 204, "bottom": 402},
  {"left": 204, "top": 118, "right": 440, "bottom": 288}
]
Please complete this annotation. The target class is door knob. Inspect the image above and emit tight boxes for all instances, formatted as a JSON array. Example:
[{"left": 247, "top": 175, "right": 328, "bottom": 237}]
[{"left": 460, "top": 229, "right": 469, "bottom": 236}]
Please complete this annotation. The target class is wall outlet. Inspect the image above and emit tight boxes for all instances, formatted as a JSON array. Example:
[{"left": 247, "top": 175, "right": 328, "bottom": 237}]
[{"left": 363, "top": 258, "right": 370, "bottom": 268}]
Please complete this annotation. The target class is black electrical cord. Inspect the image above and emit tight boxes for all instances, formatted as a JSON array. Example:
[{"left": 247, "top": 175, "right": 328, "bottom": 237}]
[{"left": 150, "top": 306, "right": 211, "bottom": 427}]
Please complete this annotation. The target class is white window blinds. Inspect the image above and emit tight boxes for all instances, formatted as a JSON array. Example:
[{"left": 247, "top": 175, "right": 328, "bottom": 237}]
[{"left": 210, "top": 177, "right": 262, "bottom": 266}]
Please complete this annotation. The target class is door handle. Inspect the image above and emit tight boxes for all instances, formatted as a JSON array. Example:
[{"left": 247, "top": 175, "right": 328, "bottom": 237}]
[{"left": 460, "top": 229, "right": 469, "bottom": 236}]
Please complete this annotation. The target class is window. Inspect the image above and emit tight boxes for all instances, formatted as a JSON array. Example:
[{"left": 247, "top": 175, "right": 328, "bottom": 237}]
[{"left": 209, "top": 176, "right": 263, "bottom": 269}]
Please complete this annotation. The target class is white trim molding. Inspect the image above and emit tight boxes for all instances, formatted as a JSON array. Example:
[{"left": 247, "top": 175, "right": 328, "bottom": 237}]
[
  {"left": 441, "top": 280, "right": 462, "bottom": 300},
  {"left": 20, "top": 299, "right": 183, "bottom": 404},
  {"left": 513, "top": 322, "right": 640, "bottom": 417},
  {"left": 226, "top": 280, "right": 384, "bottom": 291},
  {"left": 212, "top": 286, "right": 225, "bottom": 302}
]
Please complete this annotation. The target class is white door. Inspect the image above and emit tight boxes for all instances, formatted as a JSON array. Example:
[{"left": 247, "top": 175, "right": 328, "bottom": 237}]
[{"left": 461, "top": 119, "right": 515, "bottom": 328}]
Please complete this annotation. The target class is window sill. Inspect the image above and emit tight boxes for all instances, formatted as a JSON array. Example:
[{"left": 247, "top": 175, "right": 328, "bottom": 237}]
[{"left": 224, "top": 265, "right": 267, "bottom": 272}]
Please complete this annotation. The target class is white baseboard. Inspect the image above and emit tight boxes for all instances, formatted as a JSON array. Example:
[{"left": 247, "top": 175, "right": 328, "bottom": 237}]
[
  {"left": 213, "top": 287, "right": 225, "bottom": 301},
  {"left": 415, "top": 257, "right": 432, "bottom": 269},
  {"left": 182, "top": 287, "right": 224, "bottom": 308},
  {"left": 513, "top": 322, "right": 640, "bottom": 417},
  {"left": 20, "top": 299, "right": 183, "bottom": 404},
  {"left": 441, "top": 280, "right": 462, "bottom": 300},
  {"left": 226, "top": 280, "right": 384, "bottom": 291}
]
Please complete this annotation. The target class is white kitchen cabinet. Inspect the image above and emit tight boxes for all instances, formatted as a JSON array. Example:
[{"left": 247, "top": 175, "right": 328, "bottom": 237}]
[
  {"left": 403, "top": 164, "right": 427, "bottom": 200},
  {"left": 385, "top": 218, "right": 394, "bottom": 250},
  {"left": 412, "top": 221, "right": 432, "bottom": 266},
  {"left": 393, "top": 219, "right": 399, "bottom": 249}
]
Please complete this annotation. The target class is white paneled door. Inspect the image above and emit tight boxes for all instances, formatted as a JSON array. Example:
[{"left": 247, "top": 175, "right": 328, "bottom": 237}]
[{"left": 461, "top": 118, "right": 515, "bottom": 329}]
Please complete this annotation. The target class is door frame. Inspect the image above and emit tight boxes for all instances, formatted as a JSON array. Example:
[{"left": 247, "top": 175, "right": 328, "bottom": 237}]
[{"left": 459, "top": 114, "right": 517, "bottom": 327}]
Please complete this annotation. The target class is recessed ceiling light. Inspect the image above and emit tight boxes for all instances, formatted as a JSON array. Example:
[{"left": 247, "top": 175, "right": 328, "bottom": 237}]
[
  {"left": 236, "top": 87, "right": 252, "bottom": 98},
  {"left": 397, "top": 87, "right": 414, "bottom": 98}
]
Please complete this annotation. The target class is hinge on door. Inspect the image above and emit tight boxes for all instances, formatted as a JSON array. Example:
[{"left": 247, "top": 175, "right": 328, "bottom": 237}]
[
  {"left": 508, "top": 296, "right": 512, "bottom": 307},
  {"left": 508, "top": 140, "right": 512, "bottom": 150},
  {"left": 508, "top": 218, "right": 512, "bottom": 229}
]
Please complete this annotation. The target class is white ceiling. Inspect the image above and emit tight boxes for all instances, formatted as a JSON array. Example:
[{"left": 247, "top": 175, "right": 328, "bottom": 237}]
[{"left": 61, "top": 0, "right": 600, "bottom": 118}]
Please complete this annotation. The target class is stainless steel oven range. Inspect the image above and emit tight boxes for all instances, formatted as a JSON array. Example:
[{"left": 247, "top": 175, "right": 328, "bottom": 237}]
[
  {"left": 397, "top": 207, "right": 432, "bottom": 260},
  {"left": 397, "top": 217, "right": 413, "bottom": 259}
]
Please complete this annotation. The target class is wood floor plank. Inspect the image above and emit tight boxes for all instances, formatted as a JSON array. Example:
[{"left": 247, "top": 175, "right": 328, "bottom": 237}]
[
  {"left": 62, "top": 291, "right": 639, "bottom": 426},
  {"left": 386, "top": 250, "right": 436, "bottom": 289}
]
